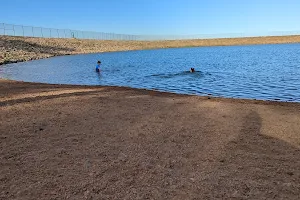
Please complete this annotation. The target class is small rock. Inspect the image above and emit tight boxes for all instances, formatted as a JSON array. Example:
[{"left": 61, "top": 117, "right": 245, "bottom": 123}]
[
  {"left": 190, "top": 178, "right": 195, "bottom": 182},
  {"left": 118, "top": 153, "right": 128, "bottom": 162},
  {"left": 287, "top": 172, "right": 294, "bottom": 176}
]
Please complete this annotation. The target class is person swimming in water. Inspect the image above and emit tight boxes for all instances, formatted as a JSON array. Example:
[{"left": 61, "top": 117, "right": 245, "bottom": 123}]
[
  {"left": 96, "top": 60, "right": 101, "bottom": 72},
  {"left": 190, "top": 68, "right": 195, "bottom": 73}
]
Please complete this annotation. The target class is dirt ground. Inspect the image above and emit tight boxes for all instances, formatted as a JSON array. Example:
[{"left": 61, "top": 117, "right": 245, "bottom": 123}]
[{"left": 1, "top": 79, "right": 300, "bottom": 199}]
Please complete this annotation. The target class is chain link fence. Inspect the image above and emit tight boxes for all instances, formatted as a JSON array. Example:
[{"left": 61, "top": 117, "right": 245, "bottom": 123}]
[
  {"left": 0, "top": 23, "right": 139, "bottom": 40},
  {"left": 1, "top": 22, "right": 300, "bottom": 41}
]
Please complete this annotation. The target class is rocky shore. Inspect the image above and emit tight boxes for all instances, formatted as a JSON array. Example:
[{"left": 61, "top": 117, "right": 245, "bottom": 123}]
[{"left": 1, "top": 35, "right": 300, "bottom": 65}]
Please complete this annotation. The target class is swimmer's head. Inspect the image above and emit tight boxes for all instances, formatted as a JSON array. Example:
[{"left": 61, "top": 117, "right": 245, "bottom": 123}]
[
  {"left": 190, "top": 68, "right": 195, "bottom": 73},
  {"left": 97, "top": 60, "right": 101, "bottom": 64}
]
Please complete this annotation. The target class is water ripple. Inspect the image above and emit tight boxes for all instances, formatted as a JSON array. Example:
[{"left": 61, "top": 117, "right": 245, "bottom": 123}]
[{"left": 1, "top": 44, "right": 300, "bottom": 102}]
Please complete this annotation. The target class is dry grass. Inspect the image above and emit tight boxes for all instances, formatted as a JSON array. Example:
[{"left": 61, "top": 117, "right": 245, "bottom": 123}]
[{"left": 1, "top": 35, "right": 300, "bottom": 65}]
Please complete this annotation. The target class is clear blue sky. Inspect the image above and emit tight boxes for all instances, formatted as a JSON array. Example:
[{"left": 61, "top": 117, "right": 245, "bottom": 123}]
[{"left": 1, "top": 0, "right": 300, "bottom": 35}]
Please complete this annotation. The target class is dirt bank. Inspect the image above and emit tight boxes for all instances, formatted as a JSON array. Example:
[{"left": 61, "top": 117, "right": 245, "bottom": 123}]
[{"left": 1, "top": 79, "right": 300, "bottom": 199}]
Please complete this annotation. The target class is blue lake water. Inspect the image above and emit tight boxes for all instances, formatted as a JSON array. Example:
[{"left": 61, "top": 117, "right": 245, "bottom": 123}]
[{"left": 1, "top": 43, "right": 300, "bottom": 102}]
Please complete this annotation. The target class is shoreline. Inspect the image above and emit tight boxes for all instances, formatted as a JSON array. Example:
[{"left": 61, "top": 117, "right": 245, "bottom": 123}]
[
  {"left": 1, "top": 79, "right": 300, "bottom": 105},
  {"left": 1, "top": 34, "right": 300, "bottom": 65}
]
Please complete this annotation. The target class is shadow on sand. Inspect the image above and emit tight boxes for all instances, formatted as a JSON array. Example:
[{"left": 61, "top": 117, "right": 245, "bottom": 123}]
[{"left": 204, "top": 111, "right": 300, "bottom": 199}]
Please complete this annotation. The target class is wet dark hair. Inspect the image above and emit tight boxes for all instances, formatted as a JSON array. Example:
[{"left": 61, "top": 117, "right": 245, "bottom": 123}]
[
  {"left": 190, "top": 68, "right": 195, "bottom": 72},
  {"left": 97, "top": 60, "right": 101, "bottom": 64}
]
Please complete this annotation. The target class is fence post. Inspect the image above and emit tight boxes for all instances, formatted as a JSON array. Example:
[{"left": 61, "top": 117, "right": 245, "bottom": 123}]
[{"left": 12, "top": 25, "right": 15, "bottom": 36}]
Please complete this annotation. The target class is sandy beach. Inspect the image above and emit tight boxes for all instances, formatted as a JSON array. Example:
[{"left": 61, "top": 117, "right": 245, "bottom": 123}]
[
  {"left": 1, "top": 35, "right": 300, "bottom": 65},
  {"left": 1, "top": 79, "right": 300, "bottom": 199}
]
